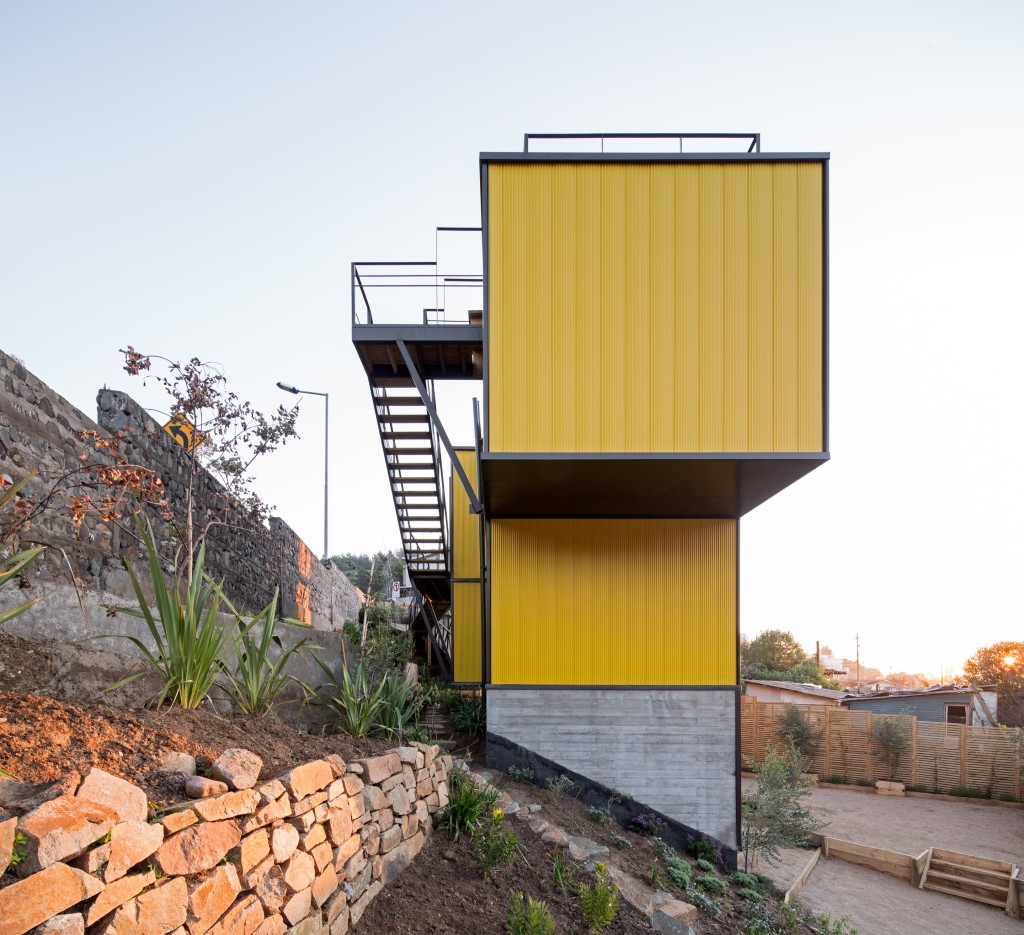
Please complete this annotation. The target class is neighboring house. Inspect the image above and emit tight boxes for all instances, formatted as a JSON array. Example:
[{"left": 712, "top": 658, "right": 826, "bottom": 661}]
[
  {"left": 744, "top": 679, "right": 845, "bottom": 705},
  {"left": 841, "top": 686, "right": 999, "bottom": 726}
]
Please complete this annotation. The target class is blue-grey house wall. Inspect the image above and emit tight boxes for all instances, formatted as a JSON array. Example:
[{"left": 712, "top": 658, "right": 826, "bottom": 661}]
[{"left": 844, "top": 693, "right": 973, "bottom": 723}]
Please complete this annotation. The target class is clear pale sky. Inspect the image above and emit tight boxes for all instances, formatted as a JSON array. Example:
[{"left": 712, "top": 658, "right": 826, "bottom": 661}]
[{"left": 2, "top": 2, "right": 1022, "bottom": 678}]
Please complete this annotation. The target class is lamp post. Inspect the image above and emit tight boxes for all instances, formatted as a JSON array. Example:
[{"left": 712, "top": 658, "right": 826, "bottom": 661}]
[{"left": 277, "top": 381, "right": 329, "bottom": 562}]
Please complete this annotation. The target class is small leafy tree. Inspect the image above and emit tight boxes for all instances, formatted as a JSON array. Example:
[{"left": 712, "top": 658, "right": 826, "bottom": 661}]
[
  {"left": 776, "top": 703, "right": 822, "bottom": 770},
  {"left": 870, "top": 713, "right": 911, "bottom": 781},
  {"left": 120, "top": 347, "right": 299, "bottom": 582},
  {"left": 741, "top": 743, "right": 830, "bottom": 871}
]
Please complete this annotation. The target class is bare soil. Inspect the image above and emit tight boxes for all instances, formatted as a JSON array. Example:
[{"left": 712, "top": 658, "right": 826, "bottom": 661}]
[{"left": 744, "top": 779, "right": 1024, "bottom": 935}]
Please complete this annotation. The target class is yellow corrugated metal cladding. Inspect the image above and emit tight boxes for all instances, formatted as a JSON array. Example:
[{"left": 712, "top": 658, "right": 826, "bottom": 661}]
[
  {"left": 453, "top": 583, "right": 481, "bottom": 683},
  {"left": 487, "top": 162, "right": 823, "bottom": 453},
  {"left": 490, "top": 519, "right": 737, "bottom": 685},
  {"left": 451, "top": 449, "right": 482, "bottom": 682}
]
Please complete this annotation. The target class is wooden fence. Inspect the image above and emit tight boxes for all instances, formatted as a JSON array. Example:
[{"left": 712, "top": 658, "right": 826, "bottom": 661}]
[{"left": 740, "top": 697, "right": 1023, "bottom": 801}]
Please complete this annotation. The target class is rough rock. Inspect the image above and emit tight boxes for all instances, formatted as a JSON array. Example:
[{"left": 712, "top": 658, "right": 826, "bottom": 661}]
[
  {"left": 650, "top": 899, "right": 698, "bottom": 935},
  {"left": 567, "top": 835, "right": 609, "bottom": 862},
  {"left": 281, "top": 889, "right": 312, "bottom": 927},
  {"left": 311, "top": 865, "right": 339, "bottom": 908},
  {"left": 191, "top": 789, "right": 260, "bottom": 823},
  {"left": 253, "top": 915, "right": 287, "bottom": 935},
  {"left": 34, "top": 914, "right": 85, "bottom": 935},
  {"left": 156, "top": 821, "right": 242, "bottom": 876},
  {"left": 161, "top": 810, "right": 199, "bottom": 835},
  {"left": 280, "top": 762, "right": 333, "bottom": 801},
  {"left": 86, "top": 870, "right": 157, "bottom": 925},
  {"left": 271, "top": 825, "right": 300, "bottom": 863},
  {"left": 350, "top": 754, "right": 400, "bottom": 786},
  {"left": 105, "top": 820, "right": 164, "bottom": 882},
  {"left": 380, "top": 832, "right": 423, "bottom": 885},
  {"left": 0, "top": 815, "right": 16, "bottom": 876},
  {"left": 0, "top": 863, "right": 103, "bottom": 934},
  {"left": 134, "top": 877, "right": 189, "bottom": 934},
  {"left": 17, "top": 795, "right": 118, "bottom": 873},
  {"left": 210, "top": 749, "right": 263, "bottom": 791},
  {"left": 187, "top": 864, "right": 242, "bottom": 935},
  {"left": 156, "top": 753, "right": 197, "bottom": 776},
  {"left": 205, "top": 894, "right": 264, "bottom": 935},
  {"left": 75, "top": 769, "right": 148, "bottom": 823},
  {"left": 185, "top": 777, "right": 229, "bottom": 800},
  {"left": 541, "top": 827, "right": 569, "bottom": 847},
  {"left": 254, "top": 865, "right": 288, "bottom": 913},
  {"left": 239, "top": 828, "right": 271, "bottom": 875},
  {"left": 283, "top": 851, "right": 316, "bottom": 893}
]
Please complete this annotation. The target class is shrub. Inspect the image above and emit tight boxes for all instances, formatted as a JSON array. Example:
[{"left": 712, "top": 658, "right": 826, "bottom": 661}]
[
  {"left": 732, "top": 871, "right": 759, "bottom": 888},
  {"left": 827, "top": 774, "right": 848, "bottom": 785},
  {"left": 687, "top": 887, "right": 724, "bottom": 919},
  {"left": 506, "top": 892, "right": 555, "bottom": 935},
  {"left": 949, "top": 785, "right": 988, "bottom": 799},
  {"left": 741, "top": 742, "right": 830, "bottom": 871},
  {"left": 869, "top": 714, "right": 911, "bottom": 781},
  {"left": 223, "top": 590, "right": 315, "bottom": 715},
  {"left": 630, "top": 813, "right": 667, "bottom": 836},
  {"left": 665, "top": 855, "right": 690, "bottom": 890},
  {"left": 475, "top": 807, "right": 518, "bottom": 876},
  {"left": 576, "top": 862, "right": 619, "bottom": 932},
  {"left": 545, "top": 774, "right": 576, "bottom": 798},
  {"left": 814, "top": 912, "right": 859, "bottom": 934},
  {"left": 108, "top": 519, "right": 247, "bottom": 708},
  {"left": 776, "top": 703, "right": 821, "bottom": 767},
  {"left": 608, "top": 830, "right": 630, "bottom": 850},
  {"left": 696, "top": 858, "right": 716, "bottom": 873},
  {"left": 695, "top": 874, "right": 727, "bottom": 893},
  {"left": 649, "top": 865, "right": 668, "bottom": 890},
  {"left": 687, "top": 834, "right": 724, "bottom": 867},
  {"left": 448, "top": 691, "right": 485, "bottom": 735},
  {"left": 739, "top": 886, "right": 763, "bottom": 903},
  {"left": 442, "top": 769, "right": 499, "bottom": 840},
  {"left": 507, "top": 765, "right": 535, "bottom": 782},
  {"left": 587, "top": 805, "right": 611, "bottom": 825}
]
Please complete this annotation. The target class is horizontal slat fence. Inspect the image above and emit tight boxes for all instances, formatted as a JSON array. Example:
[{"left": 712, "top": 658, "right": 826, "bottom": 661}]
[{"left": 741, "top": 697, "right": 1022, "bottom": 801}]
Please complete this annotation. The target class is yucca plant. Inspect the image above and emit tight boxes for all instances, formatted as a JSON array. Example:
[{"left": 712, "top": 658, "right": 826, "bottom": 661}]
[
  {"left": 0, "top": 473, "right": 45, "bottom": 626},
  {"left": 314, "top": 657, "right": 387, "bottom": 737},
  {"left": 107, "top": 518, "right": 247, "bottom": 708},
  {"left": 221, "top": 589, "right": 317, "bottom": 715}
]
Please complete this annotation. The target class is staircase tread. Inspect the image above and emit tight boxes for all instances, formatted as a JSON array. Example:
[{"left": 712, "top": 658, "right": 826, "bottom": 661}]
[
  {"left": 926, "top": 870, "right": 1008, "bottom": 893},
  {"left": 930, "top": 860, "right": 1011, "bottom": 880},
  {"left": 922, "top": 882, "right": 1006, "bottom": 907}
]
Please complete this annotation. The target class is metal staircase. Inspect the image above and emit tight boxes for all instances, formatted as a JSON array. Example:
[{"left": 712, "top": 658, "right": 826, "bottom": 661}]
[{"left": 351, "top": 257, "right": 483, "bottom": 680}]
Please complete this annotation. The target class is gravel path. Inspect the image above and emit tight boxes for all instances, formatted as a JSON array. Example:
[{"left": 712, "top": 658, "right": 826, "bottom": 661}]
[{"left": 742, "top": 780, "right": 1024, "bottom": 934}]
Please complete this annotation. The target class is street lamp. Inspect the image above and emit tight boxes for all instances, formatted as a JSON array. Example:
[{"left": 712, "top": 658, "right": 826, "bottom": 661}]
[{"left": 277, "top": 381, "right": 329, "bottom": 562}]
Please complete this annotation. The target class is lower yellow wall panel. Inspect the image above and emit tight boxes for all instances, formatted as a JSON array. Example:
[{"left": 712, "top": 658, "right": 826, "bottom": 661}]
[
  {"left": 454, "top": 582, "right": 482, "bottom": 683},
  {"left": 491, "top": 519, "right": 736, "bottom": 686}
]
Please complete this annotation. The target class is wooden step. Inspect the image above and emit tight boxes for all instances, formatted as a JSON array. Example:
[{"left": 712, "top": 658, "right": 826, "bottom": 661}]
[
  {"left": 929, "top": 860, "right": 1011, "bottom": 884},
  {"left": 372, "top": 377, "right": 415, "bottom": 388},
  {"left": 383, "top": 447, "right": 434, "bottom": 456},
  {"left": 926, "top": 869, "right": 1008, "bottom": 897},
  {"left": 923, "top": 882, "right": 1007, "bottom": 908},
  {"left": 381, "top": 431, "right": 431, "bottom": 440},
  {"left": 931, "top": 850, "right": 1013, "bottom": 874}
]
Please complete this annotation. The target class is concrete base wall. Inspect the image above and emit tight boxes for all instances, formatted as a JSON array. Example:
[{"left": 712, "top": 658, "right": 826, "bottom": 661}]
[{"left": 487, "top": 687, "right": 738, "bottom": 846}]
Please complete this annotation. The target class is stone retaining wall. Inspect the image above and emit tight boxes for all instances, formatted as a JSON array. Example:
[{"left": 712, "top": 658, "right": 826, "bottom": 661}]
[
  {"left": 0, "top": 743, "right": 450, "bottom": 935},
  {"left": 0, "top": 348, "right": 361, "bottom": 633}
]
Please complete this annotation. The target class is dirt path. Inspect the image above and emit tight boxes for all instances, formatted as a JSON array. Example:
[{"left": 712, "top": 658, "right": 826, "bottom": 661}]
[{"left": 742, "top": 780, "right": 1024, "bottom": 934}]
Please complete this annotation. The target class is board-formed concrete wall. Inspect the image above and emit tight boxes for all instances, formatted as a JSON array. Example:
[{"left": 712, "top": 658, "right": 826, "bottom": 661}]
[{"left": 487, "top": 687, "right": 739, "bottom": 846}]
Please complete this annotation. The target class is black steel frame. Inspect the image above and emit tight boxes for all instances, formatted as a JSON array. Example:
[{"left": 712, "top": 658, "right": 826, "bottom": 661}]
[{"left": 524, "top": 131, "right": 761, "bottom": 153}]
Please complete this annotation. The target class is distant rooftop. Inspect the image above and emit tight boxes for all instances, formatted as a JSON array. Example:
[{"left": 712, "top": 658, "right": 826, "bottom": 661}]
[{"left": 744, "top": 679, "right": 846, "bottom": 701}]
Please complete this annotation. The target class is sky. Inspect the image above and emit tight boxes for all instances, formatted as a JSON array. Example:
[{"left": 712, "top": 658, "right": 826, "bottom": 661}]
[{"left": 2, "top": 1, "right": 1022, "bottom": 679}]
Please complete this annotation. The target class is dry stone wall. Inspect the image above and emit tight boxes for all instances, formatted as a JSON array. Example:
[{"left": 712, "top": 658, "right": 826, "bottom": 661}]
[
  {"left": 0, "top": 742, "right": 450, "bottom": 935},
  {"left": 0, "top": 349, "right": 360, "bottom": 632}
]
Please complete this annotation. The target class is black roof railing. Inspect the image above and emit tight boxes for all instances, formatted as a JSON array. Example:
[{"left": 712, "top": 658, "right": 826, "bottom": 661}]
[{"left": 523, "top": 132, "right": 761, "bottom": 154}]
